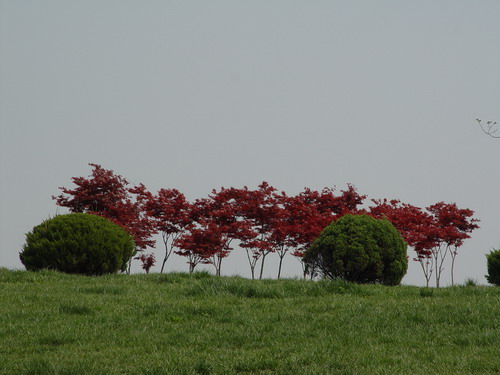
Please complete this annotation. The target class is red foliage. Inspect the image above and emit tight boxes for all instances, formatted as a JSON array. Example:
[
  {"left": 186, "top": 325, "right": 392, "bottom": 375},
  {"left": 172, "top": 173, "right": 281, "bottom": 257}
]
[
  {"left": 369, "top": 198, "right": 479, "bottom": 287},
  {"left": 291, "top": 185, "right": 366, "bottom": 255},
  {"left": 135, "top": 253, "right": 156, "bottom": 273},
  {"left": 236, "top": 182, "right": 282, "bottom": 279},
  {"left": 175, "top": 222, "right": 223, "bottom": 273},
  {"left": 369, "top": 199, "right": 433, "bottom": 251},
  {"left": 174, "top": 187, "right": 256, "bottom": 275},
  {"left": 53, "top": 164, "right": 156, "bottom": 252},
  {"left": 269, "top": 192, "right": 312, "bottom": 278},
  {"left": 52, "top": 164, "right": 480, "bottom": 284},
  {"left": 138, "top": 188, "right": 192, "bottom": 273}
]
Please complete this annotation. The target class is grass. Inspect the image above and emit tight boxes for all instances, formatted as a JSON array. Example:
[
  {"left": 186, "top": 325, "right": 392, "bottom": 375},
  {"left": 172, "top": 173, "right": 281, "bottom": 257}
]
[{"left": 0, "top": 268, "right": 499, "bottom": 374}]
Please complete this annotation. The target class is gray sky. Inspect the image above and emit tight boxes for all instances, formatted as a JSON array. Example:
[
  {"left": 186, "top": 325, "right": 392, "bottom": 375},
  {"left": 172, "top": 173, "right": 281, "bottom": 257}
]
[{"left": 1, "top": 1, "right": 499, "bottom": 285}]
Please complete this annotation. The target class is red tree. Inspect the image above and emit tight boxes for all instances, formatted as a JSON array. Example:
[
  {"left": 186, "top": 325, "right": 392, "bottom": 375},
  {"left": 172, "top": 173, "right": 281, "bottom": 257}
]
[
  {"left": 238, "top": 182, "right": 281, "bottom": 280},
  {"left": 426, "top": 202, "right": 479, "bottom": 287},
  {"left": 370, "top": 199, "right": 479, "bottom": 287},
  {"left": 202, "top": 188, "right": 255, "bottom": 276},
  {"left": 53, "top": 164, "right": 157, "bottom": 272},
  {"left": 139, "top": 188, "right": 192, "bottom": 273},
  {"left": 54, "top": 163, "right": 129, "bottom": 215},
  {"left": 270, "top": 192, "right": 310, "bottom": 279},
  {"left": 135, "top": 253, "right": 156, "bottom": 274},
  {"left": 174, "top": 187, "right": 256, "bottom": 275},
  {"left": 370, "top": 199, "right": 435, "bottom": 286},
  {"left": 175, "top": 222, "right": 223, "bottom": 273}
]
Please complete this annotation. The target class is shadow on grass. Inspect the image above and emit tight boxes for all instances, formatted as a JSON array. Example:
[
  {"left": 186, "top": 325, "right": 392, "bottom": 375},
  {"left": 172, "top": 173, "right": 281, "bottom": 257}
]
[{"left": 59, "top": 304, "right": 94, "bottom": 316}]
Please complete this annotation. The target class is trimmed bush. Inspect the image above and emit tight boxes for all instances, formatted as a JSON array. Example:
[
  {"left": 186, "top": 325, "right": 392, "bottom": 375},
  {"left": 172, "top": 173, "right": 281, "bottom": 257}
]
[
  {"left": 486, "top": 249, "right": 500, "bottom": 286},
  {"left": 20, "top": 213, "right": 135, "bottom": 275},
  {"left": 304, "top": 214, "right": 408, "bottom": 285}
]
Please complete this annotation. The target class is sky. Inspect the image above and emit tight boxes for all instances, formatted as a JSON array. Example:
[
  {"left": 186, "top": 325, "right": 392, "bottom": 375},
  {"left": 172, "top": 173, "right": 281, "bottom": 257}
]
[{"left": 1, "top": 1, "right": 499, "bottom": 286}]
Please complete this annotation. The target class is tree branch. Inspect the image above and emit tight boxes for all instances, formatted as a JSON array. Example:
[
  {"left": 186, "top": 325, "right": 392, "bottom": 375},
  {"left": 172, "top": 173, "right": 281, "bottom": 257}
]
[{"left": 476, "top": 119, "right": 500, "bottom": 138}]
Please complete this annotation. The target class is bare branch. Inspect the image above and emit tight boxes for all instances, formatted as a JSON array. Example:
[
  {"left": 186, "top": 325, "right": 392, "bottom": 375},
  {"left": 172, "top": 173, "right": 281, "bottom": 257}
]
[{"left": 476, "top": 118, "right": 500, "bottom": 138}]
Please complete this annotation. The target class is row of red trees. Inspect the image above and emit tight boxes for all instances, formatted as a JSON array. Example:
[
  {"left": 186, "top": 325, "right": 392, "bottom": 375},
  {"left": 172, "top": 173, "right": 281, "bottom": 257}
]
[{"left": 53, "top": 164, "right": 479, "bottom": 286}]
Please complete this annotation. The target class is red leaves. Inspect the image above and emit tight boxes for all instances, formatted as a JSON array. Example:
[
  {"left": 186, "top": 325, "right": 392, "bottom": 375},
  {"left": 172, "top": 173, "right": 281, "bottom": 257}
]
[
  {"left": 426, "top": 202, "right": 479, "bottom": 247},
  {"left": 135, "top": 253, "right": 156, "bottom": 274},
  {"left": 53, "top": 164, "right": 479, "bottom": 283},
  {"left": 175, "top": 223, "right": 224, "bottom": 273},
  {"left": 145, "top": 188, "right": 192, "bottom": 235},
  {"left": 53, "top": 164, "right": 156, "bottom": 252},
  {"left": 369, "top": 199, "right": 479, "bottom": 256},
  {"left": 369, "top": 198, "right": 480, "bottom": 286}
]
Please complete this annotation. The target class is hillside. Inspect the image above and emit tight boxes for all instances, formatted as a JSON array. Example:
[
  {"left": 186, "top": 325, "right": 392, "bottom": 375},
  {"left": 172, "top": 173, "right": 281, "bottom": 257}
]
[{"left": 1, "top": 269, "right": 499, "bottom": 375}]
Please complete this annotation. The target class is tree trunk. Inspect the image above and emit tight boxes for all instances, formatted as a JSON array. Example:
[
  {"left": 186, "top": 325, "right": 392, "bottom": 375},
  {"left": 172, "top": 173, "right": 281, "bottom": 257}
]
[
  {"left": 160, "top": 232, "right": 171, "bottom": 274},
  {"left": 189, "top": 255, "right": 196, "bottom": 273},
  {"left": 160, "top": 254, "right": 168, "bottom": 274},
  {"left": 245, "top": 249, "right": 257, "bottom": 280},
  {"left": 214, "top": 255, "right": 223, "bottom": 276},
  {"left": 127, "top": 256, "right": 133, "bottom": 275},
  {"left": 259, "top": 252, "right": 268, "bottom": 280},
  {"left": 277, "top": 255, "right": 284, "bottom": 279},
  {"left": 451, "top": 254, "right": 456, "bottom": 286}
]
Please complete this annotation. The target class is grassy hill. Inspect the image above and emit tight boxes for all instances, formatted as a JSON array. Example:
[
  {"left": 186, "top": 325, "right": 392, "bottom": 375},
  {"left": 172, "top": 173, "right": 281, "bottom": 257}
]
[{"left": 1, "top": 268, "right": 499, "bottom": 375}]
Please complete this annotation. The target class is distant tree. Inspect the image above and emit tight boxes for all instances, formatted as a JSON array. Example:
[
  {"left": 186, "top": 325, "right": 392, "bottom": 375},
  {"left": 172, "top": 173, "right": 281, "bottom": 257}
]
[
  {"left": 53, "top": 163, "right": 129, "bottom": 215},
  {"left": 238, "top": 182, "right": 281, "bottom": 279},
  {"left": 268, "top": 192, "right": 296, "bottom": 279},
  {"left": 288, "top": 191, "right": 325, "bottom": 279},
  {"left": 370, "top": 199, "right": 436, "bottom": 287},
  {"left": 53, "top": 164, "right": 156, "bottom": 272},
  {"left": 485, "top": 248, "right": 500, "bottom": 285},
  {"left": 476, "top": 119, "right": 499, "bottom": 138},
  {"left": 203, "top": 188, "right": 255, "bottom": 276},
  {"left": 175, "top": 222, "right": 222, "bottom": 273},
  {"left": 139, "top": 188, "right": 192, "bottom": 273},
  {"left": 370, "top": 199, "right": 479, "bottom": 287},
  {"left": 426, "top": 202, "right": 479, "bottom": 287},
  {"left": 135, "top": 253, "right": 156, "bottom": 274}
]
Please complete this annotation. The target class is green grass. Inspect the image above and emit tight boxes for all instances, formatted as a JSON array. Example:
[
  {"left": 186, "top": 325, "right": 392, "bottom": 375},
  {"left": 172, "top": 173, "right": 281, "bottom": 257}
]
[{"left": 1, "top": 268, "right": 499, "bottom": 375}]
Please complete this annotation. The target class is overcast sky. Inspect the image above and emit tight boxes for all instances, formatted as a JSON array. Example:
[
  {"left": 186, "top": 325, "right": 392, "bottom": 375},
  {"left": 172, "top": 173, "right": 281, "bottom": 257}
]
[{"left": 1, "top": 1, "right": 499, "bottom": 285}]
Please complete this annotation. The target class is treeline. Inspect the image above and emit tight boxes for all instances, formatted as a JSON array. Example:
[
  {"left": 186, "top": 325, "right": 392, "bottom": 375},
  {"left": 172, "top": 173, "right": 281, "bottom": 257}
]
[{"left": 53, "top": 164, "right": 479, "bottom": 287}]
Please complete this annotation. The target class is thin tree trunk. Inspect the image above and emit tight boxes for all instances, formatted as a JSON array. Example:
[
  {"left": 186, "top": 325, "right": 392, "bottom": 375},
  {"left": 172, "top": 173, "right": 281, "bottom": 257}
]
[
  {"left": 434, "top": 244, "right": 449, "bottom": 288},
  {"left": 127, "top": 259, "right": 132, "bottom": 275},
  {"left": 188, "top": 253, "right": 196, "bottom": 273},
  {"left": 277, "top": 255, "right": 284, "bottom": 279},
  {"left": 276, "top": 245, "right": 287, "bottom": 279},
  {"left": 160, "top": 232, "right": 182, "bottom": 274},
  {"left": 434, "top": 251, "right": 440, "bottom": 288},
  {"left": 450, "top": 249, "right": 457, "bottom": 286},
  {"left": 212, "top": 254, "right": 223, "bottom": 276},
  {"left": 299, "top": 260, "right": 307, "bottom": 280},
  {"left": 215, "top": 238, "right": 231, "bottom": 277},
  {"left": 419, "top": 258, "right": 432, "bottom": 288},
  {"left": 160, "top": 233, "right": 170, "bottom": 274},
  {"left": 245, "top": 249, "right": 258, "bottom": 280},
  {"left": 259, "top": 251, "right": 268, "bottom": 280}
]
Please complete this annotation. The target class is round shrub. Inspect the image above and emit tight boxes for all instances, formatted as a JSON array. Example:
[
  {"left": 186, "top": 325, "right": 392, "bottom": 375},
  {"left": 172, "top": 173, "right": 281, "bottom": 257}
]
[
  {"left": 485, "top": 249, "right": 500, "bottom": 286},
  {"left": 20, "top": 213, "right": 135, "bottom": 275},
  {"left": 304, "top": 214, "right": 408, "bottom": 285}
]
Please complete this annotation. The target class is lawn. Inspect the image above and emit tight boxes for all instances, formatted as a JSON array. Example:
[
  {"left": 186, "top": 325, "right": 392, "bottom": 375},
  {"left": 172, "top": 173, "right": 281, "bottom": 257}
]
[{"left": 0, "top": 268, "right": 499, "bottom": 375}]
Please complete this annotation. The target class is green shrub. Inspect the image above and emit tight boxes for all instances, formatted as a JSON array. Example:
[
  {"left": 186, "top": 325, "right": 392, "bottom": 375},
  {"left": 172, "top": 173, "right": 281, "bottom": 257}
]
[
  {"left": 486, "top": 248, "right": 500, "bottom": 286},
  {"left": 19, "top": 213, "right": 135, "bottom": 275},
  {"left": 464, "top": 278, "right": 478, "bottom": 287},
  {"left": 303, "top": 214, "right": 408, "bottom": 285}
]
